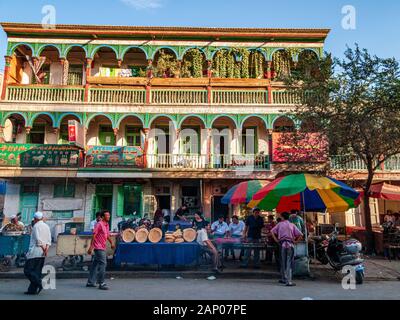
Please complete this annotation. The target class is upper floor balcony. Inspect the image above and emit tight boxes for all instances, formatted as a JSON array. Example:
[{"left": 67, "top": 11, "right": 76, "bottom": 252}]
[{"left": 1, "top": 40, "right": 321, "bottom": 106}]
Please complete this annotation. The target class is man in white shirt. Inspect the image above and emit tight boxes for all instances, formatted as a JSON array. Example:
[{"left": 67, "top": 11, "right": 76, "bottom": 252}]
[
  {"left": 196, "top": 226, "right": 221, "bottom": 274},
  {"left": 24, "top": 212, "right": 52, "bottom": 295},
  {"left": 90, "top": 212, "right": 102, "bottom": 232},
  {"left": 211, "top": 215, "right": 229, "bottom": 239},
  {"left": 227, "top": 216, "right": 246, "bottom": 260}
]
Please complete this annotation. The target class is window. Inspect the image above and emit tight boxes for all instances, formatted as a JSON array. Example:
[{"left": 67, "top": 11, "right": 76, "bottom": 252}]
[
  {"left": 125, "top": 126, "right": 142, "bottom": 147},
  {"left": 28, "top": 124, "right": 45, "bottom": 144},
  {"left": 67, "top": 65, "right": 84, "bottom": 85},
  {"left": 99, "top": 125, "right": 115, "bottom": 146},
  {"left": 242, "top": 127, "right": 258, "bottom": 154},
  {"left": 54, "top": 184, "right": 75, "bottom": 198},
  {"left": 117, "top": 184, "right": 143, "bottom": 217},
  {"left": 53, "top": 184, "right": 75, "bottom": 219}
]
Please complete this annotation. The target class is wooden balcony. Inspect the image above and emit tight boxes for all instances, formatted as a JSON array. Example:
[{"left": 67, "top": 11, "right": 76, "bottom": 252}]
[{"left": 3, "top": 78, "right": 301, "bottom": 105}]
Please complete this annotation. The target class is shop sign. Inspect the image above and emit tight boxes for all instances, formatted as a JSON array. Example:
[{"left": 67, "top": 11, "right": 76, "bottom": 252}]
[
  {"left": 68, "top": 120, "right": 85, "bottom": 149},
  {"left": 272, "top": 133, "right": 328, "bottom": 163},
  {"left": 85, "top": 146, "right": 144, "bottom": 168},
  {"left": 0, "top": 144, "right": 83, "bottom": 167}
]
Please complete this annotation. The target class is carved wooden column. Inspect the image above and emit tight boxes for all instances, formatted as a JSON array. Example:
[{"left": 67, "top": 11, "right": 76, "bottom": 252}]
[
  {"left": 143, "top": 128, "right": 150, "bottom": 168},
  {"left": 207, "top": 60, "right": 213, "bottom": 104},
  {"left": 60, "top": 58, "right": 69, "bottom": 85},
  {"left": 266, "top": 61, "right": 273, "bottom": 104},
  {"left": 206, "top": 128, "right": 212, "bottom": 166},
  {"left": 146, "top": 59, "right": 153, "bottom": 104},
  {"left": 1, "top": 56, "right": 12, "bottom": 101},
  {"left": 84, "top": 58, "right": 93, "bottom": 102},
  {"left": 267, "top": 129, "right": 274, "bottom": 163}
]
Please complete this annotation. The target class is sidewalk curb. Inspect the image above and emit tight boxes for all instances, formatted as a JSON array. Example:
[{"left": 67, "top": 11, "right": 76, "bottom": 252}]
[{"left": 0, "top": 270, "right": 282, "bottom": 280}]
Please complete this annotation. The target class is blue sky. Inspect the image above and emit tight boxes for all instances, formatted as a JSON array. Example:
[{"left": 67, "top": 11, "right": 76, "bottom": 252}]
[{"left": 0, "top": 0, "right": 399, "bottom": 70}]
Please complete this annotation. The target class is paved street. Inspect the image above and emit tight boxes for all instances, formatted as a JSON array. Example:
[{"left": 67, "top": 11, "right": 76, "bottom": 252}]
[{"left": 1, "top": 278, "right": 399, "bottom": 300}]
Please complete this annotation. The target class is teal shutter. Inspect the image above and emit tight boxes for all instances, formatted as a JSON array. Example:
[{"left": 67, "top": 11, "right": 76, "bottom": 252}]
[{"left": 117, "top": 186, "right": 124, "bottom": 217}]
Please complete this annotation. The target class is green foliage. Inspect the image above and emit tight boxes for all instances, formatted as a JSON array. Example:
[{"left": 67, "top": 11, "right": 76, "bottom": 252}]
[
  {"left": 284, "top": 45, "right": 400, "bottom": 245},
  {"left": 181, "top": 48, "right": 204, "bottom": 78}
]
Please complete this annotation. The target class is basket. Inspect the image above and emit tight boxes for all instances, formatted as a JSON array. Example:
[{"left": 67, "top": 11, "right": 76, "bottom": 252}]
[
  {"left": 183, "top": 228, "right": 197, "bottom": 243},
  {"left": 148, "top": 228, "right": 163, "bottom": 243},
  {"left": 136, "top": 228, "right": 149, "bottom": 243},
  {"left": 122, "top": 229, "right": 136, "bottom": 243}
]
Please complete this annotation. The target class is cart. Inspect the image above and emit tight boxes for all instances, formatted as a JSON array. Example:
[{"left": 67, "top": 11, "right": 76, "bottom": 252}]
[
  {"left": 56, "top": 233, "right": 117, "bottom": 271},
  {"left": 0, "top": 234, "right": 30, "bottom": 270}
]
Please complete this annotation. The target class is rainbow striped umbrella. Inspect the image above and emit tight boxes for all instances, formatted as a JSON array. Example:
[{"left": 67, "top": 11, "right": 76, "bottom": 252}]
[
  {"left": 221, "top": 180, "right": 269, "bottom": 205},
  {"left": 248, "top": 174, "right": 361, "bottom": 213}
]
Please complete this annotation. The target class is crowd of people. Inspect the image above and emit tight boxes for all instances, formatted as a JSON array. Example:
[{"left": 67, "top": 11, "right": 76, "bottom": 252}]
[{"left": 155, "top": 205, "right": 307, "bottom": 286}]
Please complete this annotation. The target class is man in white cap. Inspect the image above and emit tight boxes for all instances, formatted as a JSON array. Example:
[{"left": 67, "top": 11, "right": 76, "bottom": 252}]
[
  {"left": 23, "top": 212, "right": 52, "bottom": 295},
  {"left": 10, "top": 214, "right": 25, "bottom": 231}
]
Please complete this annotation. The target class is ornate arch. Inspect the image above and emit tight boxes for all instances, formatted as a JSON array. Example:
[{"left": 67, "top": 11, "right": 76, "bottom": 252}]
[
  {"left": 148, "top": 114, "right": 177, "bottom": 129},
  {"left": 240, "top": 115, "right": 268, "bottom": 129},
  {"left": 89, "top": 45, "right": 119, "bottom": 60},
  {"left": 209, "top": 114, "right": 238, "bottom": 128},
  {"left": 151, "top": 46, "right": 179, "bottom": 60},
  {"left": 55, "top": 113, "right": 83, "bottom": 128},
  {"left": 85, "top": 113, "right": 115, "bottom": 128},
  {"left": 120, "top": 46, "right": 149, "bottom": 61},
  {"left": 29, "top": 112, "right": 56, "bottom": 127},
  {"left": 36, "top": 44, "right": 62, "bottom": 57},
  {"left": 177, "top": 114, "right": 207, "bottom": 129},
  {"left": 1, "top": 112, "right": 28, "bottom": 127},
  {"left": 115, "top": 114, "right": 145, "bottom": 128}
]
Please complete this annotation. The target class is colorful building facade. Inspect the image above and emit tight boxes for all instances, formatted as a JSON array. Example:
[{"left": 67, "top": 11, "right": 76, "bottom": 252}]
[{"left": 0, "top": 23, "right": 398, "bottom": 236}]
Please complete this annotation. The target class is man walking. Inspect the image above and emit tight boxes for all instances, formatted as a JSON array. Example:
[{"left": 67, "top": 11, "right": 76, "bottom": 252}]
[
  {"left": 87, "top": 211, "right": 115, "bottom": 290},
  {"left": 271, "top": 212, "right": 303, "bottom": 287},
  {"left": 24, "top": 212, "right": 51, "bottom": 295}
]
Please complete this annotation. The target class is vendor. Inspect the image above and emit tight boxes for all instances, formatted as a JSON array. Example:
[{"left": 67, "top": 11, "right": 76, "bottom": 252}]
[
  {"left": 10, "top": 214, "right": 25, "bottom": 231},
  {"left": 193, "top": 212, "right": 209, "bottom": 230},
  {"left": 173, "top": 205, "right": 188, "bottom": 222},
  {"left": 211, "top": 215, "right": 229, "bottom": 239}
]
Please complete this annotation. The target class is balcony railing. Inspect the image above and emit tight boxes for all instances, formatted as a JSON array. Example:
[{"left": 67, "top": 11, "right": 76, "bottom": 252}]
[
  {"left": 151, "top": 89, "right": 208, "bottom": 104},
  {"left": 147, "top": 154, "right": 271, "bottom": 170},
  {"left": 7, "top": 86, "right": 85, "bottom": 103},
  {"left": 212, "top": 90, "right": 267, "bottom": 104},
  {"left": 89, "top": 88, "right": 146, "bottom": 104},
  {"left": 330, "top": 155, "right": 400, "bottom": 171},
  {"left": 4, "top": 85, "right": 305, "bottom": 105}
]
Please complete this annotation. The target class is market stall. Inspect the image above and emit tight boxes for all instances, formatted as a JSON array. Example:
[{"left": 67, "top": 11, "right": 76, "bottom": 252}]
[{"left": 114, "top": 227, "right": 201, "bottom": 268}]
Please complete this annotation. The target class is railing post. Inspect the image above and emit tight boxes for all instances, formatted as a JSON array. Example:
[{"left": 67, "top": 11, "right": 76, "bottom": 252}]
[
  {"left": 267, "top": 86, "right": 273, "bottom": 104},
  {"left": 1, "top": 56, "right": 12, "bottom": 101}
]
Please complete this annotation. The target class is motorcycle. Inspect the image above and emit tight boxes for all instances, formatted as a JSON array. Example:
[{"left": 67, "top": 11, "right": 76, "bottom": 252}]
[{"left": 312, "top": 228, "right": 365, "bottom": 284}]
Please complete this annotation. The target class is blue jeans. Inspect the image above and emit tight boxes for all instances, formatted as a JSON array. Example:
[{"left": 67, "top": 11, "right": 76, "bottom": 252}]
[{"left": 242, "top": 238, "right": 260, "bottom": 267}]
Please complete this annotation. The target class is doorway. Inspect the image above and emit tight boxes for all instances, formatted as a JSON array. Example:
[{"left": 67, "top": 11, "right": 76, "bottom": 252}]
[
  {"left": 157, "top": 195, "right": 171, "bottom": 211},
  {"left": 212, "top": 196, "right": 229, "bottom": 222},
  {"left": 93, "top": 185, "right": 113, "bottom": 227},
  {"left": 20, "top": 185, "right": 39, "bottom": 224}
]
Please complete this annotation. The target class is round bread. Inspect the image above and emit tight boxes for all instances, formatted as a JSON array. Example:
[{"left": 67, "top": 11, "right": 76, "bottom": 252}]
[
  {"left": 135, "top": 228, "right": 149, "bottom": 243},
  {"left": 183, "top": 228, "right": 197, "bottom": 243},
  {"left": 122, "top": 229, "right": 136, "bottom": 243},
  {"left": 148, "top": 228, "right": 163, "bottom": 243},
  {"left": 165, "top": 238, "right": 175, "bottom": 243},
  {"left": 175, "top": 238, "right": 185, "bottom": 243}
]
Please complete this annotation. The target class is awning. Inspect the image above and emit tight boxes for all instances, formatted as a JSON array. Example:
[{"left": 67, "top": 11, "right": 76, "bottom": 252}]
[{"left": 369, "top": 182, "right": 400, "bottom": 201}]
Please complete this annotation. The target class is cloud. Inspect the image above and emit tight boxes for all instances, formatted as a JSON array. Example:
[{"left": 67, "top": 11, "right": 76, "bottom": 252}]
[{"left": 121, "top": 0, "right": 163, "bottom": 10}]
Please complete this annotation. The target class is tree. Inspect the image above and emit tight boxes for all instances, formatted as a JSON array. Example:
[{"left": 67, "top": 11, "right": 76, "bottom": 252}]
[{"left": 283, "top": 45, "right": 400, "bottom": 253}]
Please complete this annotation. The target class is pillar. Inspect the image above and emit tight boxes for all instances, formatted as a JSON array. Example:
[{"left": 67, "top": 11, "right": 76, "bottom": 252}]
[
  {"left": 267, "top": 129, "right": 274, "bottom": 162},
  {"left": 206, "top": 128, "right": 212, "bottom": 165},
  {"left": 143, "top": 128, "right": 150, "bottom": 168},
  {"left": 84, "top": 58, "right": 93, "bottom": 102},
  {"left": 60, "top": 58, "right": 69, "bottom": 85},
  {"left": 1, "top": 56, "right": 12, "bottom": 101},
  {"left": 146, "top": 59, "right": 153, "bottom": 104}
]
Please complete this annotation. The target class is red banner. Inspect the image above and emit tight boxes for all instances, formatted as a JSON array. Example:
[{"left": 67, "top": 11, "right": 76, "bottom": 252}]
[
  {"left": 272, "top": 132, "right": 328, "bottom": 163},
  {"left": 68, "top": 120, "right": 85, "bottom": 149}
]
